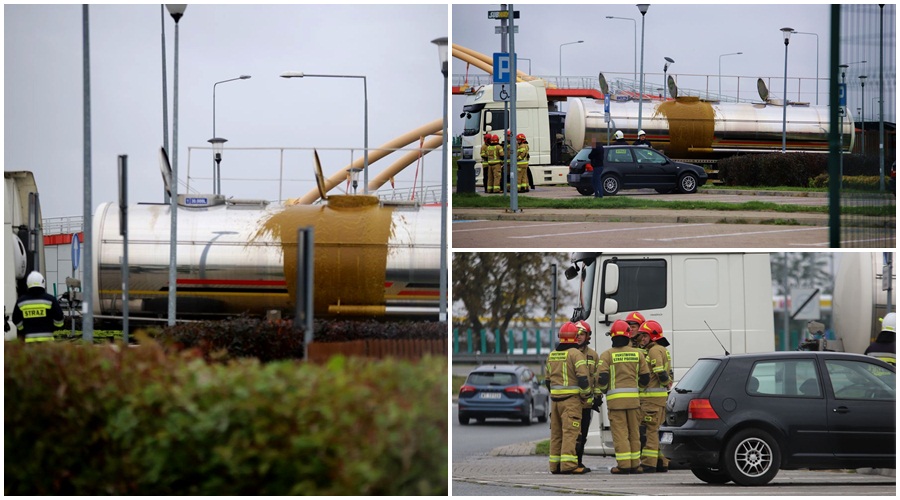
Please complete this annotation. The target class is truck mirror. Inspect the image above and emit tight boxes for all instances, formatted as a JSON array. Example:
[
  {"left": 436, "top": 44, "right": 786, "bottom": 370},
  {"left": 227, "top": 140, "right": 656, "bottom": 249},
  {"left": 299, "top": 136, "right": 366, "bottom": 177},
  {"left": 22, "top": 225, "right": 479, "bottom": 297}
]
[
  {"left": 603, "top": 298, "right": 619, "bottom": 315},
  {"left": 564, "top": 264, "right": 579, "bottom": 280},
  {"left": 485, "top": 110, "right": 493, "bottom": 123},
  {"left": 604, "top": 263, "right": 619, "bottom": 295}
]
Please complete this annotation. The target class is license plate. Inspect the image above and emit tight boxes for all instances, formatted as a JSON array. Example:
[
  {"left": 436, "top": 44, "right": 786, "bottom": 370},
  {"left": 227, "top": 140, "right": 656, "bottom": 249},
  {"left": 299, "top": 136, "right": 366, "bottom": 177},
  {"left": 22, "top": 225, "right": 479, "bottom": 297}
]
[
  {"left": 567, "top": 174, "right": 581, "bottom": 183},
  {"left": 480, "top": 392, "right": 501, "bottom": 399},
  {"left": 660, "top": 432, "right": 673, "bottom": 444}
]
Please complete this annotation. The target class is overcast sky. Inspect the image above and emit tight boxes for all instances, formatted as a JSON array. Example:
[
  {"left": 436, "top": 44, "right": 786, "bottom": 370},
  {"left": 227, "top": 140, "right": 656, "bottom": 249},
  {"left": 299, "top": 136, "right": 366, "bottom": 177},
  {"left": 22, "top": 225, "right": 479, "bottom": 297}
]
[
  {"left": 451, "top": 3, "right": 892, "bottom": 133},
  {"left": 5, "top": 4, "right": 447, "bottom": 219}
]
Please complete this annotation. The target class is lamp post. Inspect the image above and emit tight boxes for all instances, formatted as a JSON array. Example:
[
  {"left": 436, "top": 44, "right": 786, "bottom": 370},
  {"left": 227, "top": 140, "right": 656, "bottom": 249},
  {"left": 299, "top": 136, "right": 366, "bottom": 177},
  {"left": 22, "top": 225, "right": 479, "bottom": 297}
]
[
  {"left": 718, "top": 52, "right": 742, "bottom": 99},
  {"left": 207, "top": 137, "right": 227, "bottom": 192},
  {"left": 165, "top": 3, "right": 186, "bottom": 327},
  {"left": 790, "top": 31, "right": 819, "bottom": 104},
  {"left": 212, "top": 75, "right": 250, "bottom": 195},
  {"left": 432, "top": 36, "right": 448, "bottom": 324},
  {"left": 781, "top": 27, "right": 793, "bottom": 153},
  {"left": 280, "top": 72, "right": 368, "bottom": 194},
  {"left": 663, "top": 56, "right": 674, "bottom": 101},
  {"left": 637, "top": 4, "right": 650, "bottom": 133},
  {"left": 606, "top": 16, "right": 637, "bottom": 82},
  {"left": 558, "top": 40, "right": 583, "bottom": 79},
  {"left": 859, "top": 75, "right": 867, "bottom": 156},
  {"left": 839, "top": 63, "right": 848, "bottom": 178}
]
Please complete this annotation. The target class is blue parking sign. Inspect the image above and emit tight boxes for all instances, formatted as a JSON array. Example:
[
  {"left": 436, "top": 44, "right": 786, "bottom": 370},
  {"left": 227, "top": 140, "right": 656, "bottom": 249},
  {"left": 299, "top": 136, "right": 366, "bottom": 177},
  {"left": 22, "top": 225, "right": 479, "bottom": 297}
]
[
  {"left": 493, "top": 52, "right": 512, "bottom": 84},
  {"left": 839, "top": 83, "right": 846, "bottom": 106}
]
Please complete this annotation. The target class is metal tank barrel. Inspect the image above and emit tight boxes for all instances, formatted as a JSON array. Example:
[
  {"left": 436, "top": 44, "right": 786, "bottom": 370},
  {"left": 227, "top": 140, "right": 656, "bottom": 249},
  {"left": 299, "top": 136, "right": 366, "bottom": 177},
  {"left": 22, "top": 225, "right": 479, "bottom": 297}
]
[
  {"left": 566, "top": 97, "right": 855, "bottom": 159},
  {"left": 92, "top": 195, "right": 441, "bottom": 319}
]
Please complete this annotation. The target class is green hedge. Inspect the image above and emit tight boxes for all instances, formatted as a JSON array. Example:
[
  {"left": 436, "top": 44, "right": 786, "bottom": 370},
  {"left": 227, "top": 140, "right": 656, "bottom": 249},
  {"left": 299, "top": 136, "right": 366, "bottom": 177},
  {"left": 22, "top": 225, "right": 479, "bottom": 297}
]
[
  {"left": 718, "top": 152, "right": 894, "bottom": 188},
  {"left": 4, "top": 342, "right": 447, "bottom": 495}
]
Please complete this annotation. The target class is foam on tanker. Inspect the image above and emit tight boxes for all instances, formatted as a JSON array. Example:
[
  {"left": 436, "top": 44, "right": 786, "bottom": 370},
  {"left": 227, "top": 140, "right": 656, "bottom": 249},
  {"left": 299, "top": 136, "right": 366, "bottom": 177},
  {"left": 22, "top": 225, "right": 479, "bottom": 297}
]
[
  {"left": 256, "top": 195, "right": 394, "bottom": 315},
  {"left": 653, "top": 96, "right": 717, "bottom": 158}
]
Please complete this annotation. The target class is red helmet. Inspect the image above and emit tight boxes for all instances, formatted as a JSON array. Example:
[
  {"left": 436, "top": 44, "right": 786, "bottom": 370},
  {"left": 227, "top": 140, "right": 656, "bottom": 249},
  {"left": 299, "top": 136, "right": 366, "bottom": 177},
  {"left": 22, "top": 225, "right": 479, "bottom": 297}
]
[
  {"left": 490, "top": 134, "right": 499, "bottom": 143},
  {"left": 506, "top": 129, "right": 512, "bottom": 136},
  {"left": 516, "top": 133, "right": 526, "bottom": 142},
  {"left": 559, "top": 321, "right": 580, "bottom": 343},
  {"left": 575, "top": 320, "right": 592, "bottom": 335},
  {"left": 483, "top": 132, "right": 491, "bottom": 141},
  {"left": 624, "top": 311, "right": 646, "bottom": 326},
  {"left": 639, "top": 320, "right": 667, "bottom": 344},
  {"left": 609, "top": 320, "right": 632, "bottom": 338}
]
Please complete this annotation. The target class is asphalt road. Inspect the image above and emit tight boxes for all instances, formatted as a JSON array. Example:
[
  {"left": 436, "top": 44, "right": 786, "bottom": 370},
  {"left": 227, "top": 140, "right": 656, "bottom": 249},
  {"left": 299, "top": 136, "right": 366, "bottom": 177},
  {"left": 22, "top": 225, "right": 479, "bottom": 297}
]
[{"left": 451, "top": 187, "right": 895, "bottom": 248}]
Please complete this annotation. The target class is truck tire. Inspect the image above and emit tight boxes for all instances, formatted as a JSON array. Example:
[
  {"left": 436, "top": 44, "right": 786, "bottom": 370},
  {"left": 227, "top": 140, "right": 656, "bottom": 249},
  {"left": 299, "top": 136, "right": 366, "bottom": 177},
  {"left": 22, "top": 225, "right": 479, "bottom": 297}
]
[
  {"left": 678, "top": 172, "right": 698, "bottom": 194},
  {"left": 601, "top": 174, "right": 620, "bottom": 195},
  {"left": 723, "top": 428, "right": 781, "bottom": 486}
]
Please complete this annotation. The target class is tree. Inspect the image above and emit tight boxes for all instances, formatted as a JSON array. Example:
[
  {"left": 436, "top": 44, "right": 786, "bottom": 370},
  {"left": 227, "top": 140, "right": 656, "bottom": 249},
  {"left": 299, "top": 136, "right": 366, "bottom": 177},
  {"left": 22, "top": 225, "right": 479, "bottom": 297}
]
[
  {"left": 771, "top": 252, "right": 835, "bottom": 295},
  {"left": 452, "top": 252, "right": 575, "bottom": 352}
]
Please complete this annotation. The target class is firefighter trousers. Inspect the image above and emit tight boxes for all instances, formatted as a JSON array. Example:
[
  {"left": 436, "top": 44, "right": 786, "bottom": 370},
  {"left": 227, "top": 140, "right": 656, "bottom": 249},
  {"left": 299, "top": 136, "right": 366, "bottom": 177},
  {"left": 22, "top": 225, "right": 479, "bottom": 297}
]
[
  {"left": 549, "top": 396, "right": 583, "bottom": 473},
  {"left": 516, "top": 164, "right": 529, "bottom": 191},
  {"left": 489, "top": 164, "right": 502, "bottom": 193},
  {"left": 640, "top": 400, "right": 669, "bottom": 469},
  {"left": 609, "top": 407, "right": 642, "bottom": 470},
  {"left": 576, "top": 407, "right": 592, "bottom": 466}
]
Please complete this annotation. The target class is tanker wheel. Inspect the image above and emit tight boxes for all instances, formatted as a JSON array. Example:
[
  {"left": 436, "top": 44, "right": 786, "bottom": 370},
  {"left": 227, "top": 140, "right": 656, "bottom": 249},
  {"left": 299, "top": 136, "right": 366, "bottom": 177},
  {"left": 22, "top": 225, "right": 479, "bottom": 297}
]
[
  {"left": 576, "top": 186, "right": 595, "bottom": 196},
  {"left": 601, "top": 174, "right": 620, "bottom": 195}
]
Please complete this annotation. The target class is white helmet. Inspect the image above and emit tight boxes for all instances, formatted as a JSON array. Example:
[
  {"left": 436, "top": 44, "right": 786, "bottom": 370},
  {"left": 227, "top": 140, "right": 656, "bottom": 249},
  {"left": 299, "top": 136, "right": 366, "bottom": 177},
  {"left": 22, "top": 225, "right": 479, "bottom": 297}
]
[
  {"left": 26, "top": 271, "right": 45, "bottom": 289},
  {"left": 614, "top": 130, "right": 624, "bottom": 140},
  {"left": 882, "top": 312, "right": 896, "bottom": 333},
  {"left": 638, "top": 130, "right": 647, "bottom": 137}
]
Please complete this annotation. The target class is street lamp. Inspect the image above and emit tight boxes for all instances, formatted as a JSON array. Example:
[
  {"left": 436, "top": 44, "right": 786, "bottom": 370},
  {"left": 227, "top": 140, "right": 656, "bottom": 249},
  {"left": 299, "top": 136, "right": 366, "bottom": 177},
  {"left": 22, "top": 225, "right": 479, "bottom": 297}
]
[
  {"left": 280, "top": 72, "right": 368, "bottom": 194},
  {"left": 637, "top": 4, "right": 650, "bottom": 133},
  {"left": 839, "top": 64, "right": 849, "bottom": 178},
  {"left": 558, "top": 40, "right": 583, "bottom": 79},
  {"left": 212, "top": 75, "right": 250, "bottom": 195},
  {"left": 859, "top": 75, "right": 867, "bottom": 156},
  {"left": 432, "top": 36, "right": 448, "bottom": 324},
  {"left": 165, "top": 3, "right": 186, "bottom": 326},
  {"left": 718, "top": 52, "right": 742, "bottom": 99},
  {"left": 781, "top": 27, "right": 793, "bottom": 153},
  {"left": 663, "top": 56, "right": 674, "bottom": 101},
  {"left": 207, "top": 137, "right": 227, "bottom": 191},
  {"left": 791, "top": 31, "right": 819, "bottom": 104},
  {"left": 606, "top": 16, "right": 637, "bottom": 82}
]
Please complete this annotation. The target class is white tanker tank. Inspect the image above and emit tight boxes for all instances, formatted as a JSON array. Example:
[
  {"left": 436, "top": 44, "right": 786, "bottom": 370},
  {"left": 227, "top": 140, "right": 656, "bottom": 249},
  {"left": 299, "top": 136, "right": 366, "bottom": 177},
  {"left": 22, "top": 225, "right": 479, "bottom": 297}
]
[
  {"left": 565, "top": 95, "right": 855, "bottom": 160},
  {"left": 832, "top": 252, "right": 895, "bottom": 354},
  {"left": 92, "top": 195, "right": 441, "bottom": 319}
]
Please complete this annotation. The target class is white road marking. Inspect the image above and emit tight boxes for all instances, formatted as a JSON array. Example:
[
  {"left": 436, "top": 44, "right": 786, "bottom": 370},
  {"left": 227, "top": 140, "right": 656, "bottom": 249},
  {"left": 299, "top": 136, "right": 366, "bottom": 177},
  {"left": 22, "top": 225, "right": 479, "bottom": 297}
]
[
  {"left": 509, "top": 223, "right": 714, "bottom": 239},
  {"left": 646, "top": 226, "right": 827, "bottom": 242}
]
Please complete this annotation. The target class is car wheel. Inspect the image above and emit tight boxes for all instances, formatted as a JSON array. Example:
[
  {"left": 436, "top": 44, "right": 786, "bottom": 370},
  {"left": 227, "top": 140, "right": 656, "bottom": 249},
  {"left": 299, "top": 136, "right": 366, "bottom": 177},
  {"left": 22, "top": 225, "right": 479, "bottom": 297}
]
[
  {"left": 576, "top": 186, "right": 595, "bottom": 196},
  {"left": 458, "top": 414, "right": 470, "bottom": 425},
  {"left": 537, "top": 400, "right": 549, "bottom": 423},
  {"left": 723, "top": 428, "right": 781, "bottom": 486},
  {"left": 691, "top": 467, "right": 732, "bottom": 484},
  {"left": 601, "top": 174, "right": 620, "bottom": 195},
  {"left": 678, "top": 172, "right": 698, "bottom": 194},
  {"left": 521, "top": 402, "right": 534, "bottom": 425}
]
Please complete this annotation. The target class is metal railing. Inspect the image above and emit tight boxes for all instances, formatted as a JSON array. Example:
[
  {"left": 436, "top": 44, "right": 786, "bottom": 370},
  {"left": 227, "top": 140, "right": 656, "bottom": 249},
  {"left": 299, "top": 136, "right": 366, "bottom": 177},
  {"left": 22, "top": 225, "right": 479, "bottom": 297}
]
[{"left": 42, "top": 216, "right": 84, "bottom": 236}]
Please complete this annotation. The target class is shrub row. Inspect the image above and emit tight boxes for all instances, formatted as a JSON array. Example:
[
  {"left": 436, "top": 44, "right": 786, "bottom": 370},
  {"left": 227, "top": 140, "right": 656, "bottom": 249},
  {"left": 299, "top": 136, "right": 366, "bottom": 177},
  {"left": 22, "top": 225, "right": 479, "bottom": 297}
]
[
  {"left": 718, "top": 152, "right": 894, "bottom": 188},
  {"left": 4, "top": 342, "right": 448, "bottom": 495}
]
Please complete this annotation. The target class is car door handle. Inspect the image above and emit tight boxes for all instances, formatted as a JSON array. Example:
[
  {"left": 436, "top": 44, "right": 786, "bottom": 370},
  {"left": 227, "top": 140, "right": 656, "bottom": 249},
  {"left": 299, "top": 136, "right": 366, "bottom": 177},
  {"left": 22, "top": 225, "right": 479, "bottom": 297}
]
[{"left": 832, "top": 406, "right": 850, "bottom": 414}]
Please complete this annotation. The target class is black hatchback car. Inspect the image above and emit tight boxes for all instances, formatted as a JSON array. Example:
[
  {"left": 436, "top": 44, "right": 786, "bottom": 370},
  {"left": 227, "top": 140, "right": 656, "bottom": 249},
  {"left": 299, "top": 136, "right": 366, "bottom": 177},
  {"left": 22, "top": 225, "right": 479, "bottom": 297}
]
[
  {"left": 457, "top": 364, "right": 550, "bottom": 426},
  {"left": 660, "top": 351, "right": 895, "bottom": 486},
  {"left": 566, "top": 145, "right": 708, "bottom": 196}
]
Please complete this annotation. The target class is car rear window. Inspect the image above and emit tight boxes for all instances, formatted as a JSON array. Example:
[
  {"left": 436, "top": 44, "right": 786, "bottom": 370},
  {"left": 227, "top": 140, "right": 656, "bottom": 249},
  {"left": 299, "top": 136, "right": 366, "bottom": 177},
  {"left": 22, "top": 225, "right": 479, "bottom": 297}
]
[
  {"left": 676, "top": 359, "right": 720, "bottom": 392},
  {"left": 574, "top": 148, "right": 592, "bottom": 161},
  {"left": 468, "top": 372, "right": 516, "bottom": 386}
]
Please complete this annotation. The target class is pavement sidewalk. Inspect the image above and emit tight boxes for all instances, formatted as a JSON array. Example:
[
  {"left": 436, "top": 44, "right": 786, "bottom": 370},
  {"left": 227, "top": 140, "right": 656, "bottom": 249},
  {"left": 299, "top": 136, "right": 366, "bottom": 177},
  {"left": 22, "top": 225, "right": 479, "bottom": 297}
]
[{"left": 452, "top": 207, "right": 830, "bottom": 226}]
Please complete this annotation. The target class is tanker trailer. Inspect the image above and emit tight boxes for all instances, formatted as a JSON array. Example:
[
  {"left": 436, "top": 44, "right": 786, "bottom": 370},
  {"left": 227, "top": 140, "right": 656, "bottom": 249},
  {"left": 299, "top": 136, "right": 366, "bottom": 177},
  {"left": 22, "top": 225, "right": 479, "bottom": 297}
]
[
  {"left": 92, "top": 195, "right": 440, "bottom": 320},
  {"left": 831, "top": 252, "right": 895, "bottom": 354},
  {"left": 565, "top": 96, "right": 855, "bottom": 160}
]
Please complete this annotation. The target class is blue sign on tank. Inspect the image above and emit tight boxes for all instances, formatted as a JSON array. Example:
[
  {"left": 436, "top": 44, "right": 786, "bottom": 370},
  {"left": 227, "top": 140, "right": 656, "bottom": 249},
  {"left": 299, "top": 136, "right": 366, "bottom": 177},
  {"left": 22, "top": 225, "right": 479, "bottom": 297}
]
[{"left": 185, "top": 197, "right": 208, "bottom": 205}]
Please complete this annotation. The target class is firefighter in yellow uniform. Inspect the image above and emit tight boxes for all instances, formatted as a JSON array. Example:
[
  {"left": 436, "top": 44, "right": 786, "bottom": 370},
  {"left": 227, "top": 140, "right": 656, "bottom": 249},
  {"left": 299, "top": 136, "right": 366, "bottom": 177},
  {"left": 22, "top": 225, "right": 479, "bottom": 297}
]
[
  {"left": 480, "top": 133, "right": 492, "bottom": 193},
  {"left": 624, "top": 311, "right": 646, "bottom": 339},
  {"left": 516, "top": 133, "right": 530, "bottom": 192},
  {"left": 487, "top": 134, "right": 503, "bottom": 193},
  {"left": 574, "top": 320, "right": 601, "bottom": 472},
  {"left": 597, "top": 319, "right": 650, "bottom": 474},
  {"left": 633, "top": 320, "right": 673, "bottom": 473},
  {"left": 545, "top": 322, "right": 591, "bottom": 475}
]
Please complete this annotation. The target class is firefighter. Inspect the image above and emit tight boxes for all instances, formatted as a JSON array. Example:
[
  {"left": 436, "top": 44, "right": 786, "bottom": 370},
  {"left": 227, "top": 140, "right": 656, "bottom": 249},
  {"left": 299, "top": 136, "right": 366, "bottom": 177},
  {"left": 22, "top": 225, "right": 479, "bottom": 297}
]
[
  {"left": 480, "top": 133, "right": 492, "bottom": 193},
  {"left": 613, "top": 130, "right": 628, "bottom": 145},
  {"left": 865, "top": 312, "right": 896, "bottom": 365},
  {"left": 486, "top": 134, "right": 502, "bottom": 193},
  {"left": 574, "top": 320, "right": 602, "bottom": 472},
  {"left": 633, "top": 130, "right": 652, "bottom": 148},
  {"left": 515, "top": 133, "right": 530, "bottom": 193},
  {"left": 624, "top": 311, "right": 646, "bottom": 343},
  {"left": 11, "top": 271, "right": 64, "bottom": 343},
  {"left": 597, "top": 319, "right": 649, "bottom": 474},
  {"left": 633, "top": 320, "right": 673, "bottom": 473},
  {"left": 545, "top": 321, "right": 591, "bottom": 475}
]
